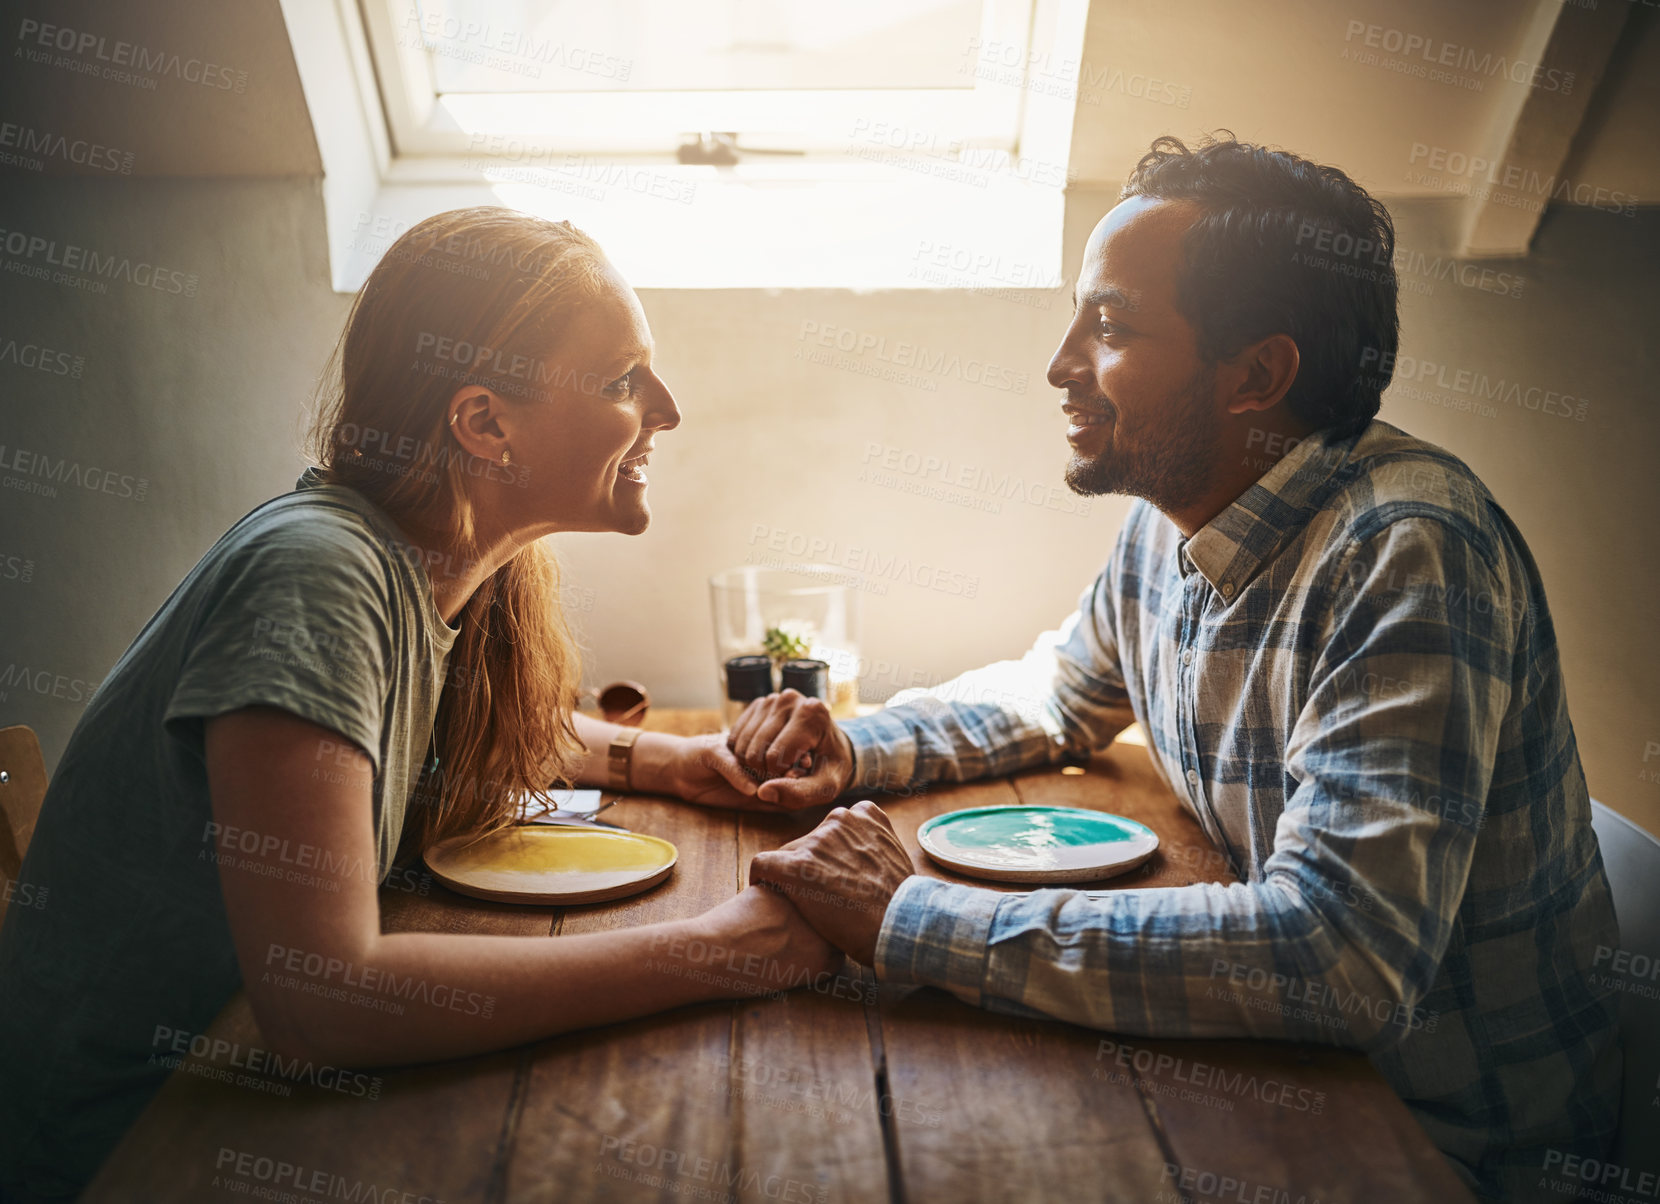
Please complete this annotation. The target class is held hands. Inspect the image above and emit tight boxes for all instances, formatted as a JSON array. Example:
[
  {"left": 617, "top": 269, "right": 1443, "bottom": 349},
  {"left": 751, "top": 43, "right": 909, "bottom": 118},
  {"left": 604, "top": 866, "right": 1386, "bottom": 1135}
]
[
  {"left": 693, "top": 884, "right": 843, "bottom": 995},
  {"left": 650, "top": 730, "right": 783, "bottom": 811},
  {"left": 748, "top": 801, "right": 914, "bottom": 967},
  {"left": 726, "top": 689, "right": 855, "bottom": 810},
  {"left": 639, "top": 691, "right": 852, "bottom": 812}
]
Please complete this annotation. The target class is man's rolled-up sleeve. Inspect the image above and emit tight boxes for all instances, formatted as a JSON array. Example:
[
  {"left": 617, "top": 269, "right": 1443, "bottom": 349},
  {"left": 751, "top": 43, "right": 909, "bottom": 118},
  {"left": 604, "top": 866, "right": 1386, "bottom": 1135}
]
[{"left": 842, "top": 560, "right": 1136, "bottom": 795}]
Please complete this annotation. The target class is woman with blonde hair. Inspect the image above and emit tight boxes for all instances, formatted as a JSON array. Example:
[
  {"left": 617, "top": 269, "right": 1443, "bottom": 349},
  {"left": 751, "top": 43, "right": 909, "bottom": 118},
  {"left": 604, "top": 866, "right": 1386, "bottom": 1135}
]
[{"left": 0, "top": 208, "right": 836, "bottom": 1204}]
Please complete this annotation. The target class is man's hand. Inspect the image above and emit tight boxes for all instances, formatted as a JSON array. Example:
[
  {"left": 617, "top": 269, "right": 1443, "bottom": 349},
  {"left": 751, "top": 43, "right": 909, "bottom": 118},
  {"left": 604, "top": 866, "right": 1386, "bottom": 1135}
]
[
  {"left": 748, "top": 801, "right": 915, "bottom": 966},
  {"left": 727, "top": 689, "right": 855, "bottom": 809}
]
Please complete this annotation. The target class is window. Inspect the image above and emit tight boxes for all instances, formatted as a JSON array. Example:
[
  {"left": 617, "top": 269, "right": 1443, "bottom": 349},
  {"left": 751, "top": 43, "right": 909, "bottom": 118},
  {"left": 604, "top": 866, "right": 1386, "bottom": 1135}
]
[
  {"left": 286, "top": 0, "right": 1080, "bottom": 289},
  {"left": 361, "top": 0, "right": 1039, "bottom": 158}
]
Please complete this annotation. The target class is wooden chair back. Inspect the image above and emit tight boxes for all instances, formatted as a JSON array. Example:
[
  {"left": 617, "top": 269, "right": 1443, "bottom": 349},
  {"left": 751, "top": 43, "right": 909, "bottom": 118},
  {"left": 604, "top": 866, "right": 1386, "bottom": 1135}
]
[{"left": 0, "top": 724, "right": 48, "bottom": 926}]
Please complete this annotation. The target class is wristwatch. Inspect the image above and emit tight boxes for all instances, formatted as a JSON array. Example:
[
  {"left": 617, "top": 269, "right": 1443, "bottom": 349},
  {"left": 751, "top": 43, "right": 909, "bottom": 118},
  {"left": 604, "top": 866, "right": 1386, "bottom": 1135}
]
[{"left": 607, "top": 726, "right": 643, "bottom": 792}]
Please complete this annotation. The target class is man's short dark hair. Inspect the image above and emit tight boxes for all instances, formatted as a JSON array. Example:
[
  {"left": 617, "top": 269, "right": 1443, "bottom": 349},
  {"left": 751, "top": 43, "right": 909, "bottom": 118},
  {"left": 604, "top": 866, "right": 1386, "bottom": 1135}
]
[{"left": 1121, "top": 133, "right": 1399, "bottom": 438}]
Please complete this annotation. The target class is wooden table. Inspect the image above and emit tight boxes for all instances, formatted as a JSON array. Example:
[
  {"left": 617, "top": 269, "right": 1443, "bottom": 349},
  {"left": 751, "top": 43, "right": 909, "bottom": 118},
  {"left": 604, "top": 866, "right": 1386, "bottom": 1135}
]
[{"left": 86, "top": 710, "right": 1475, "bottom": 1204}]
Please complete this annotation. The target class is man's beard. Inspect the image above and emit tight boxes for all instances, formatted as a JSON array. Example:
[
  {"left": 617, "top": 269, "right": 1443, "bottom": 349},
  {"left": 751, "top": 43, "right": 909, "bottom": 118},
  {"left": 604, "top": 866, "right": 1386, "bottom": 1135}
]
[{"left": 1064, "top": 364, "right": 1222, "bottom": 512}]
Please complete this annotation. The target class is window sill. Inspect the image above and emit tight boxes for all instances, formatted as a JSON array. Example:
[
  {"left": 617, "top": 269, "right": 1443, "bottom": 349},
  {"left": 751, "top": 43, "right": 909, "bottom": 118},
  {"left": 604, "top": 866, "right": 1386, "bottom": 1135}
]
[{"left": 337, "top": 158, "right": 1068, "bottom": 293}]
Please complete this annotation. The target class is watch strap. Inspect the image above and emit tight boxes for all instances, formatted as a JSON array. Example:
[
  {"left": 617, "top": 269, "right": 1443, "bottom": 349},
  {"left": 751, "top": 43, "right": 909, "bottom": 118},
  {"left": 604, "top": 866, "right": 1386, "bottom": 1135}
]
[{"left": 607, "top": 726, "right": 643, "bottom": 792}]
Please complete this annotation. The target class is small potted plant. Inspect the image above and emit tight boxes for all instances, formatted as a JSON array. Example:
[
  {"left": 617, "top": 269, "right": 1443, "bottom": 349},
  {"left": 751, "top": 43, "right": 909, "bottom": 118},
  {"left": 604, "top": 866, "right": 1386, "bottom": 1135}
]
[{"left": 762, "top": 622, "right": 814, "bottom": 668}]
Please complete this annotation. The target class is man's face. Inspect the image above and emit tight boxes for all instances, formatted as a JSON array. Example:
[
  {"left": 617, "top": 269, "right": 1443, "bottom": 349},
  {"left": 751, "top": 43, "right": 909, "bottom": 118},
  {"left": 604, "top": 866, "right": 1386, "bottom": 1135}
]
[{"left": 1047, "top": 195, "right": 1222, "bottom": 511}]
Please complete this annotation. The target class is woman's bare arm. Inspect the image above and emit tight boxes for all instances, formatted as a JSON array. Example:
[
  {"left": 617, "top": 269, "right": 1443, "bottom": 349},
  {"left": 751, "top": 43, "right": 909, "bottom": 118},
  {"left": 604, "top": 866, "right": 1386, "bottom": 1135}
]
[{"left": 205, "top": 706, "right": 836, "bottom": 1068}]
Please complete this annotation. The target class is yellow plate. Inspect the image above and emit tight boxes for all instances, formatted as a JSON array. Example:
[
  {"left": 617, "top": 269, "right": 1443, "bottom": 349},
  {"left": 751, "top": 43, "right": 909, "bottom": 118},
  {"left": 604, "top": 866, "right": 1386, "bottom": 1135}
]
[{"left": 424, "top": 826, "right": 678, "bottom": 905}]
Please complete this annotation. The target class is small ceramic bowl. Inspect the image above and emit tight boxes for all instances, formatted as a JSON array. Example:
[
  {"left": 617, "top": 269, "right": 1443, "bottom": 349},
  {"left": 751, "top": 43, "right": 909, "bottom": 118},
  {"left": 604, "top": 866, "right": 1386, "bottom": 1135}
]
[{"left": 594, "top": 680, "right": 650, "bottom": 726}]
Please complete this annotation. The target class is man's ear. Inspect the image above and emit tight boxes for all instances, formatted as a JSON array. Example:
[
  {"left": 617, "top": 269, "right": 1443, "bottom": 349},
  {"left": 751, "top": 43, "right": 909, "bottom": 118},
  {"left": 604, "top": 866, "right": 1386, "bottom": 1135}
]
[{"left": 1222, "top": 334, "right": 1300, "bottom": 415}]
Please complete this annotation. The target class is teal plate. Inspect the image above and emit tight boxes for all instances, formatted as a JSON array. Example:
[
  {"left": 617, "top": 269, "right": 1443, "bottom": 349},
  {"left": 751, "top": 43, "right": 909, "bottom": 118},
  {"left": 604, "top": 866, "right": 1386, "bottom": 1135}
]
[{"left": 917, "top": 805, "right": 1159, "bottom": 884}]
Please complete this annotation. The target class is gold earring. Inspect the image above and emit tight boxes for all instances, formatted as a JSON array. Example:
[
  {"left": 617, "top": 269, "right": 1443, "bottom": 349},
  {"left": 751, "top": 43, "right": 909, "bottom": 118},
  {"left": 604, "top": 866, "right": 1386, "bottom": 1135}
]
[
  {"left": 449, "top": 413, "right": 460, "bottom": 426},
  {"left": 501, "top": 449, "right": 511, "bottom": 465}
]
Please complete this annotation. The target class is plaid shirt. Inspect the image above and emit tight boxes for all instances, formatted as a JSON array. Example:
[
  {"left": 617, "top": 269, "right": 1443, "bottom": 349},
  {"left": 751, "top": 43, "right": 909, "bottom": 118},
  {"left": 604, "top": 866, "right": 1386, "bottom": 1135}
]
[{"left": 843, "top": 419, "right": 1621, "bottom": 1202}]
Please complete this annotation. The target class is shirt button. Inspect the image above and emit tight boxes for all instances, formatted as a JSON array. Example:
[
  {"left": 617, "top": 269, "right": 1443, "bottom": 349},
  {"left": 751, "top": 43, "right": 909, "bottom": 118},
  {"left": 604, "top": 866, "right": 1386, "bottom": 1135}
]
[
  {"left": 1221, "top": 582, "right": 1235, "bottom": 598},
  {"left": 1186, "top": 769, "right": 1199, "bottom": 786},
  {"left": 1182, "top": 648, "right": 1193, "bottom": 666}
]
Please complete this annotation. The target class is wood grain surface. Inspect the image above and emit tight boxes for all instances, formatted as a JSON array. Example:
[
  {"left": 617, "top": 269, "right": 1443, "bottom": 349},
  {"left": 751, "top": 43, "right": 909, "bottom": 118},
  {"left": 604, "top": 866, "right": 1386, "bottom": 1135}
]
[{"left": 83, "top": 710, "right": 1473, "bottom": 1204}]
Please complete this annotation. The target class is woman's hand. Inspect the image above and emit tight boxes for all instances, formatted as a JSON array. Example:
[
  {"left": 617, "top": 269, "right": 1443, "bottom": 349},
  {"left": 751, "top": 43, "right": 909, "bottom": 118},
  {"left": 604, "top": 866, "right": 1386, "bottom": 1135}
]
[
  {"left": 686, "top": 884, "right": 843, "bottom": 996},
  {"left": 727, "top": 690, "right": 855, "bottom": 809},
  {"left": 573, "top": 714, "right": 841, "bottom": 813},
  {"left": 576, "top": 716, "right": 770, "bottom": 811},
  {"left": 644, "top": 731, "right": 784, "bottom": 811}
]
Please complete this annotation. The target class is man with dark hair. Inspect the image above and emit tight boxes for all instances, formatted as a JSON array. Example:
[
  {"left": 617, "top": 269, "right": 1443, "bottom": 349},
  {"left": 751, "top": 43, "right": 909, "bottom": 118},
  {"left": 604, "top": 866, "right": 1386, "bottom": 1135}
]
[{"left": 731, "top": 136, "right": 1621, "bottom": 1202}]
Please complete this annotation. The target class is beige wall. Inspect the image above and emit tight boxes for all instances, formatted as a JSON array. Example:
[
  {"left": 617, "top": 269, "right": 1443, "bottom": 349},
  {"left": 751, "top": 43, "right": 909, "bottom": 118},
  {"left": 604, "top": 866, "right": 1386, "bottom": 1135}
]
[{"left": 1, "top": 0, "right": 1655, "bottom": 838}]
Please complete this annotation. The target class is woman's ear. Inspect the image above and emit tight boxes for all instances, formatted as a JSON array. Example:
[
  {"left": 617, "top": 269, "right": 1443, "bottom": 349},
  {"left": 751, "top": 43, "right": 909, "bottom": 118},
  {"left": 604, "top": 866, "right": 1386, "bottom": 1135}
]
[
  {"left": 446, "top": 387, "right": 511, "bottom": 462},
  {"left": 1223, "top": 334, "right": 1300, "bottom": 415}
]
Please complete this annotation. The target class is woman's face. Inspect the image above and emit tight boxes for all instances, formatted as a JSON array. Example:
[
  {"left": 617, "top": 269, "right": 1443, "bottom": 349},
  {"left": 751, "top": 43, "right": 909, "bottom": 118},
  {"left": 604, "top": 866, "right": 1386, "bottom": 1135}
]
[{"left": 501, "top": 263, "right": 681, "bottom": 537}]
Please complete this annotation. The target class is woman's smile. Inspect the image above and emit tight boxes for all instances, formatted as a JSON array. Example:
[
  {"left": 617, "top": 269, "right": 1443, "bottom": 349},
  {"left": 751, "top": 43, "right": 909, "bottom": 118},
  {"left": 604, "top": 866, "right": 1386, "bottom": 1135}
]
[{"left": 617, "top": 447, "right": 651, "bottom": 484}]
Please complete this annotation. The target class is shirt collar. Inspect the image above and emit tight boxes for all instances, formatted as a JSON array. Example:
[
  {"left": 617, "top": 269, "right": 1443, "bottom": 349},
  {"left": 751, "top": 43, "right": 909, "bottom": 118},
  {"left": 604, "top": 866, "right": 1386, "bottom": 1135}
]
[{"left": 1180, "top": 422, "right": 1370, "bottom": 596}]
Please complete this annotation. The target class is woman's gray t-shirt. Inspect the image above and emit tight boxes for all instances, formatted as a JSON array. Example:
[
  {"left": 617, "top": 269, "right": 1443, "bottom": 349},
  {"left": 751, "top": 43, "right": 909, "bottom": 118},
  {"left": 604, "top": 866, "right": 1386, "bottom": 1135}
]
[{"left": 0, "top": 468, "right": 458, "bottom": 1200}]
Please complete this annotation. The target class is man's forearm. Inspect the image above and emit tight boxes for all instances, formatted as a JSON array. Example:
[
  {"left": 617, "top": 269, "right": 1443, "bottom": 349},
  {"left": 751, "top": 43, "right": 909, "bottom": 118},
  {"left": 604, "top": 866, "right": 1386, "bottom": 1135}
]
[
  {"left": 874, "top": 875, "right": 1438, "bottom": 1054},
  {"left": 841, "top": 698, "right": 1134, "bottom": 795},
  {"left": 836, "top": 596, "right": 1137, "bottom": 796}
]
